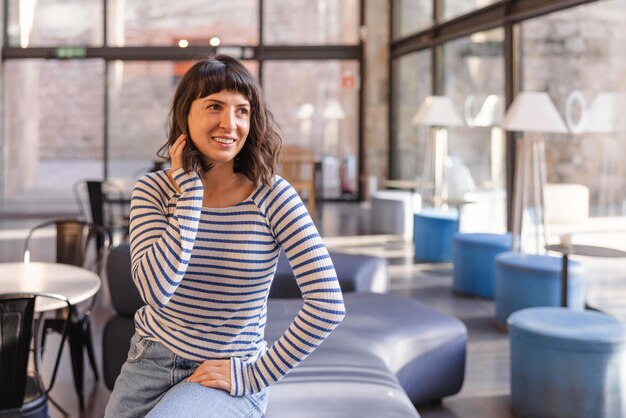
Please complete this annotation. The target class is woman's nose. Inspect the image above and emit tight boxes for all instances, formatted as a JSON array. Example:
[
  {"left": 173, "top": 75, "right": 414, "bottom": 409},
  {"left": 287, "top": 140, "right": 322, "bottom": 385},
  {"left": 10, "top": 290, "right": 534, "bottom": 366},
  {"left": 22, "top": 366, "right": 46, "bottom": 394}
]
[{"left": 220, "top": 109, "right": 236, "bottom": 130}]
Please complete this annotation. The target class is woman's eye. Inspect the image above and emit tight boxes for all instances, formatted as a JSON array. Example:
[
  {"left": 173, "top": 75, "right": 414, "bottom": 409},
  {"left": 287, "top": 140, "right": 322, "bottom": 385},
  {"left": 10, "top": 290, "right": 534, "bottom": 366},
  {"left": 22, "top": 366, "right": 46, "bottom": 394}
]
[
  {"left": 238, "top": 108, "right": 250, "bottom": 116},
  {"left": 207, "top": 104, "right": 221, "bottom": 111}
]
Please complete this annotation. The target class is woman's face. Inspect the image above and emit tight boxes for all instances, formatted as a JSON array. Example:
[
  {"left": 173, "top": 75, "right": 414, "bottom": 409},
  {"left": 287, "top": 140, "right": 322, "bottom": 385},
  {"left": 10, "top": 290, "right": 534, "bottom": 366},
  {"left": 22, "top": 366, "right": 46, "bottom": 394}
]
[{"left": 187, "top": 89, "right": 251, "bottom": 166}]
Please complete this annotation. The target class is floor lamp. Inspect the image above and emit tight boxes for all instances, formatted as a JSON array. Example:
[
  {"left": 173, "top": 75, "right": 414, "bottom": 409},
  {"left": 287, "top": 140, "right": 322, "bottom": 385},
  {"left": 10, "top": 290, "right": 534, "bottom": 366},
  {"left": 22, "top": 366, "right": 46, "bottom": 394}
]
[
  {"left": 501, "top": 92, "right": 568, "bottom": 253},
  {"left": 412, "top": 96, "right": 464, "bottom": 208}
]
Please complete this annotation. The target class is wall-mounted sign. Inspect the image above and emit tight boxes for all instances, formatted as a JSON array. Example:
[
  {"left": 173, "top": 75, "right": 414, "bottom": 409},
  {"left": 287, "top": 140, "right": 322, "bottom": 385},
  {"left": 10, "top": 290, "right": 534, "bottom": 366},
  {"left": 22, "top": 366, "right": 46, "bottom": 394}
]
[{"left": 54, "top": 47, "right": 87, "bottom": 59}]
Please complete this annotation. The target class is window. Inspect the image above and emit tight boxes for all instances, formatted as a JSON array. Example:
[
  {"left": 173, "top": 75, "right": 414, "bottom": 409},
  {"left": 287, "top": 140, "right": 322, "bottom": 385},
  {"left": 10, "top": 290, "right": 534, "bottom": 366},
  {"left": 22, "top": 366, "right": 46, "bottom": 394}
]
[
  {"left": 392, "top": 0, "right": 433, "bottom": 40},
  {"left": 442, "top": 27, "right": 506, "bottom": 232},
  {"left": 3, "top": 60, "right": 104, "bottom": 201},
  {"left": 263, "top": 0, "right": 360, "bottom": 45},
  {"left": 391, "top": 50, "right": 431, "bottom": 181},
  {"left": 7, "top": 0, "right": 103, "bottom": 47},
  {"left": 520, "top": 0, "right": 626, "bottom": 217},
  {"left": 443, "top": 0, "right": 498, "bottom": 21},
  {"left": 107, "top": 0, "right": 259, "bottom": 46},
  {"left": 263, "top": 60, "right": 360, "bottom": 198}
]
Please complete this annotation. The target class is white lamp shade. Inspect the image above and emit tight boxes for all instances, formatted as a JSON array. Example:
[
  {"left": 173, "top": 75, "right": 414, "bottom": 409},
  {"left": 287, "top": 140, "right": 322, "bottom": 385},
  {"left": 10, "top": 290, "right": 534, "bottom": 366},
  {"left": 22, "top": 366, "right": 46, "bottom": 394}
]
[
  {"left": 411, "top": 96, "right": 464, "bottom": 127},
  {"left": 473, "top": 94, "right": 504, "bottom": 127},
  {"left": 296, "top": 103, "right": 315, "bottom": 119},
  {"left": 585, "top": 93, "right": 616, "bottom": 134},
  {"left": 323, "top": 100, "right": 346, "bottom": 120},
  {"left": 501, "top": 92, "right": 568, "bottom": 133}
]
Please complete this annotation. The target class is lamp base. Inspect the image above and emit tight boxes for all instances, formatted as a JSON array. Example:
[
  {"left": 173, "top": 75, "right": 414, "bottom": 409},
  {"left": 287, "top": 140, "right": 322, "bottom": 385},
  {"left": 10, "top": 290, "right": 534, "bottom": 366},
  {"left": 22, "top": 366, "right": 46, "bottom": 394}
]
[{"left": 511, "top": 136, "right": 548, "bottom": 254}]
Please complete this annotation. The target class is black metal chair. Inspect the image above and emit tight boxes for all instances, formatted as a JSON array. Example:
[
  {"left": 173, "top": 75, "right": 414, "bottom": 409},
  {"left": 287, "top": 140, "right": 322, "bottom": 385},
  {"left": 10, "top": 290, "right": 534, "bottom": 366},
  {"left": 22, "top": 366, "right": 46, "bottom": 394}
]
[
  {"left": 0, "top": 292, "right": 71, "bottom": 418},
  {"left": 102, "top": 243, "right": 143, "bottom": 391},
  {"left": 23, "top": 219, "right": 109, "bottom": 410},
  {"left": 74, "top": 180, "right": 129, "bottom": 246}
]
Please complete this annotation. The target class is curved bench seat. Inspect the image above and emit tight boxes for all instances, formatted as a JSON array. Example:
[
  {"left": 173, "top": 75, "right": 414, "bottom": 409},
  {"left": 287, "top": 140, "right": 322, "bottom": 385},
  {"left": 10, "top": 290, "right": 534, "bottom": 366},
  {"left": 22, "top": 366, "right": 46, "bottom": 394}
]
[{"left": 264, "top": 293, "right": 468, "bottom": 418}]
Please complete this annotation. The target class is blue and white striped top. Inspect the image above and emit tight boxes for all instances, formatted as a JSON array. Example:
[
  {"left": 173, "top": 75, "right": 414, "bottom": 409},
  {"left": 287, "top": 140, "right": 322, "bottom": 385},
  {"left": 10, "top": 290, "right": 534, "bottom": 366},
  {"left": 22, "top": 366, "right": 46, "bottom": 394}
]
[{"left": 128, "top": 168, "right": 345, "bottom": 396}]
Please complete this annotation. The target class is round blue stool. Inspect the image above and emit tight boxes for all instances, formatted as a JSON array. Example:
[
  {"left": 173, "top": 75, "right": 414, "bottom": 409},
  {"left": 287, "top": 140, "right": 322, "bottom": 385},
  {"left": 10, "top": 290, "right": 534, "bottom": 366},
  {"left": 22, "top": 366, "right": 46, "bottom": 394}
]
[
  {"left": 509, "top": 307, "right": 626, "bottom": 418},
  {"left": 494, "top": 252, "right": 584, "bottom": 326},
  {"left": 452, "top": 233, "right": 512, "bottom": 299},
  {"left": 413, "top": 209, "right": 459, "bottom": 263}
]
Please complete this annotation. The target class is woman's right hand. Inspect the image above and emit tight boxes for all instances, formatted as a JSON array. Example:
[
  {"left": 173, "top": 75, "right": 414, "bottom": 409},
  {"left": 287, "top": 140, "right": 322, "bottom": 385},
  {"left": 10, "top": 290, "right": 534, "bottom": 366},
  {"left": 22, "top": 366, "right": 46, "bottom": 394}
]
[
  {"left": 166, "top": 133, "right": 186, "bottom": 192},
  {"left": 169, "top": 133, "right": 187, "bottom": 172}
]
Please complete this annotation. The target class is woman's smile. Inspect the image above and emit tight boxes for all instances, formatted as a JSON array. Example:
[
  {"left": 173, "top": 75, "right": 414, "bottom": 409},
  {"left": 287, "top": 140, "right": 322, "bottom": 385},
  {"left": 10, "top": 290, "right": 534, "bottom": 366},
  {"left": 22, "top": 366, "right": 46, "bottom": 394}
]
[{"left": 212, "top": 136, "right": 236, "bottom": 145}]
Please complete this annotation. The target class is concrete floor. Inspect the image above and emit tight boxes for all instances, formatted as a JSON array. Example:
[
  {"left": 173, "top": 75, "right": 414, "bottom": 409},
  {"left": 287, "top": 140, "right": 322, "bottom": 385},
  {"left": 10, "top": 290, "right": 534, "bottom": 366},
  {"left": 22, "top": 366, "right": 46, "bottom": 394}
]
[{"left": 0, "top": 201, "right": 521, "bottom": 417}]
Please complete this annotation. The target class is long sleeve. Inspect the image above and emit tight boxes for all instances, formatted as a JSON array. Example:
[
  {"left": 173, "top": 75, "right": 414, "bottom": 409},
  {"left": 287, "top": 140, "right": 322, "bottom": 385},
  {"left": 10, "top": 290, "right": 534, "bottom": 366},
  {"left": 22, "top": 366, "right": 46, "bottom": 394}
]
[
  {"left": 128, "top": 168, "right": 203, "bottom": 308},
  {"left": 230, "top": 177, "right": 346, "bottom": 396}
]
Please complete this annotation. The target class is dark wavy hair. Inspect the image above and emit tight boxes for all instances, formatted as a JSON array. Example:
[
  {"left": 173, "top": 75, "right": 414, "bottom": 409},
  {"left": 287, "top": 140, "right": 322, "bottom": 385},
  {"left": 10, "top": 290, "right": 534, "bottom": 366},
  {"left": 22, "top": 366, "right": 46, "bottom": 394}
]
[{"left": 157, "top": 55, "right": 281, "bottom": 186}]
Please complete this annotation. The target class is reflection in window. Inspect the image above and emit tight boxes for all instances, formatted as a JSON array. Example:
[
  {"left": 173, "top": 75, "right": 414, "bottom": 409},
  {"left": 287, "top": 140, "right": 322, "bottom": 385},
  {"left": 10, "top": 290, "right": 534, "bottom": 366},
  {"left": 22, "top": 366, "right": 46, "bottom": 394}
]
[
  {"left": 107, "top": 0, "right": 258, "bottom": 46},
  {"left": 3, "top": 59, "right": 104, "bottom": 202},
  {"left": 443, "top": 27, "right": 506, "bottom": 232},
  {"left": 263, "top": 0, "right": 360, "bottom": 45},
  {"left": 521, "top": 0, "right": 626, "bottom": 217},
  {"left": 7, "top": 0, "right": 103, "bottom": 47},
  {"left": 443, "top": 0, "right": 498, "bottom": 21},
  {"left": 391, "top": 50, "right": 431, "bottom": 181},
  {"left": 520, "top": 0, "right": 626, "bottom": 320},
  {"left": 263, "top": 60, "right": 360, "bottom": 198},
  {"left": 392, "top": 0, "right": 432, "bottom": 40}
]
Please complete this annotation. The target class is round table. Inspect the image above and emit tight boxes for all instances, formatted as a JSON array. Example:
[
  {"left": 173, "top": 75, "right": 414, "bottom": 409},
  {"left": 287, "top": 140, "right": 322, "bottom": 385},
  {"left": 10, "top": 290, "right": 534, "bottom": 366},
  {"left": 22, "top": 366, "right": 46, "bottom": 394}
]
[
  {"left": 546, "top": 244, "right": 626, "bottom": 307},
  {"left": 0, "top": 262, "right": 101, "bottom": 311}
]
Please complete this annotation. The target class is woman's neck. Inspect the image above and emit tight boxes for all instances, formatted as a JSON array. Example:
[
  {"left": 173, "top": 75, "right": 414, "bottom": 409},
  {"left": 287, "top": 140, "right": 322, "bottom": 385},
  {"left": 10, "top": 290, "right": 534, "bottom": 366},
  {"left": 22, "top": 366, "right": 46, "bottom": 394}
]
[
  {"left": 201, "top": 163, "right": 239, "bottom": 194},
  {"left": 200, "top": 163, "right": 254, "bottom": 208}
]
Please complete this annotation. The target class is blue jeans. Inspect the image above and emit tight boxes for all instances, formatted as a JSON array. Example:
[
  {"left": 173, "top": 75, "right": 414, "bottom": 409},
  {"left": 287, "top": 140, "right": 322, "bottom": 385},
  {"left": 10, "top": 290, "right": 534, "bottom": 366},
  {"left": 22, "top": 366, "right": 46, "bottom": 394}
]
[{"left": 105, "top": 333, "right": 268, "bottom": 418}]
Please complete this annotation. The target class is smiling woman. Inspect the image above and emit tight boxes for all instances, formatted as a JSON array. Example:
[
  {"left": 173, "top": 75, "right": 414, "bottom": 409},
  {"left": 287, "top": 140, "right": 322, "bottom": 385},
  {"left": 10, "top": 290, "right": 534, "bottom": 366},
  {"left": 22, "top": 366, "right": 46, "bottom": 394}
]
[{"left": 104, "top": 55, "right": 346, "bottom": 418}]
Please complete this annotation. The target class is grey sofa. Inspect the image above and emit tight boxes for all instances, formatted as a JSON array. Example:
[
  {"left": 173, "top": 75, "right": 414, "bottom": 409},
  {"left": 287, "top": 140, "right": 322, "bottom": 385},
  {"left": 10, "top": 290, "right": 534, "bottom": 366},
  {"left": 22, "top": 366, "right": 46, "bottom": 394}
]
[{"left": 103, "top": 244, "right": 467, "bottom": 417}]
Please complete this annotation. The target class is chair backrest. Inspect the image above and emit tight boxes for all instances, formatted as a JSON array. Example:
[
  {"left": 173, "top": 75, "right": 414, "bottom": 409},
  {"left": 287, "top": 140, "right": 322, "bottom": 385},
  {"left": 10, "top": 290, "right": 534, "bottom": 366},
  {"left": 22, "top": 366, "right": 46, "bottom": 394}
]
[
  {"left": 74, "top": 180, "right": 128, "bottom": 229},
  {"left": 55, "top": 221, "right": 90, "bottom": 266},
  {"left": 86, "top": 181, "right": 105, "bottom": 227},
  {"left": 0, "top": 295, "right": 35, "bottom": 409},
  {"left": 0, "top": 293, "right": 70, "bottom": 412},
  {"left": 24, "top": 219, "right": 109, "bottom": 270},
  {"left": 279, "top": 146, "right": 317, "bottom": 217},
  {"left": 106, "top": 244, "right": 143, "bottom": 317}
]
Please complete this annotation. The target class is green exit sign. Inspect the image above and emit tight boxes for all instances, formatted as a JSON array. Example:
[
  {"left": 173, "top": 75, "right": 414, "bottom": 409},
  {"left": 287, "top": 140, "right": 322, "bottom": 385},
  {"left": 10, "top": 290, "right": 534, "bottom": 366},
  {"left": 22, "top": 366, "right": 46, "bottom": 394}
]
[{"left": 55, "top": 47, "right": 87, "bottom": 59}]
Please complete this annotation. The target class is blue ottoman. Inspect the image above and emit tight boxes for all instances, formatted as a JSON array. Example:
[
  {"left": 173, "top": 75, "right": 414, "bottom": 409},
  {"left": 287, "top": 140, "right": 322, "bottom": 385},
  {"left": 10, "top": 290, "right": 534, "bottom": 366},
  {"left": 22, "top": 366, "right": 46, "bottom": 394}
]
[
  {"left": 494, "top": 252, "right": 584, "bottom": 326},
  {"left": 413, "top": 209, "right": 459, "bottom": 263},
  {"left": 509, "top": 307, "right": 626, "bottom": 418},
  {"left": 452, "top": 233, "right": 512, "bottom": 299}
]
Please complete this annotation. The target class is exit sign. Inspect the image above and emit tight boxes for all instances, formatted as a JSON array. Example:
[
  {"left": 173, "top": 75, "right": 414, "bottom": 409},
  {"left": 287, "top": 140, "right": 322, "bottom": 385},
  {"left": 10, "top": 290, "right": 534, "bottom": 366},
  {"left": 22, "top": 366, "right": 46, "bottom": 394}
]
[{"left": 55, "top": 47, "right": 87, "bottom": 59}]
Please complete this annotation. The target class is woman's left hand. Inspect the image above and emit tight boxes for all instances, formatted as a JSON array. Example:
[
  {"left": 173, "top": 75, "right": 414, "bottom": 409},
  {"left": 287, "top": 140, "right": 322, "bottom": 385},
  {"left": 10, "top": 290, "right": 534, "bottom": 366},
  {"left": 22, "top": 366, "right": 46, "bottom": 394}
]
[{"left": 187, "top": 359, "right": 232, "bottom": 393}]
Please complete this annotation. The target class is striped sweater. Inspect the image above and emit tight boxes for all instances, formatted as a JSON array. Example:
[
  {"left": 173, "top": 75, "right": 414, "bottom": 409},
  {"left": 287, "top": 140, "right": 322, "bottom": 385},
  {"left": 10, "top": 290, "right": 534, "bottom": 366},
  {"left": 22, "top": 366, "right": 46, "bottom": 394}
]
[{"left": 128, "top": 168, "right": 345, "bottom": 397}]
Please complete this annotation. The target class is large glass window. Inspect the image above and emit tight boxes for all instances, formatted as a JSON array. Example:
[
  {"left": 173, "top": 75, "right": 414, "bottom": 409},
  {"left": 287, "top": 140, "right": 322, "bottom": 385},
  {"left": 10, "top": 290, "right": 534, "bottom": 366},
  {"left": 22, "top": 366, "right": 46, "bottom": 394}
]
[
  {"left": 391, "top": 50, "right": 431, "bottom": 181},
  {"left": 520, "top": 0, "right": 626, "bottom": 314},
  {"left": 7, "top": 0, "right": 103, "bottom": 47},
  {"left": 3, "top": 59, "right": 104, "bottom": 203},
  {"left": 1, "top": 1, "right": 363, "bottom": 210},
  {"left": 263, "top": 0, "right": 360, "bottom": 45},
  {"left": 392, "top": 0, "right": 433, "bottom": 40},
  {"left": 263, "top": 60, "right": 360, "bottom": 198},
  {"left": 443, "top": 27, "right": 506, "bottom": 232},
  {"left": 521, "top": 0, "right": 626, "bottom": 218},
  {"left": 107, "top": 0, "right": 258, "bottom": 46}
]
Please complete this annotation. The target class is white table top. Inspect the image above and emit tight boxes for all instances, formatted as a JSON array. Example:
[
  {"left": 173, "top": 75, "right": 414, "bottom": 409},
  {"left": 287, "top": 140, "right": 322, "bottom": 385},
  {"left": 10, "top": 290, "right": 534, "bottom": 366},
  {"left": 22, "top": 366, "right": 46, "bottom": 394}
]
[{"left": 0, "top": 262, "right": 101, "bottom": 312}]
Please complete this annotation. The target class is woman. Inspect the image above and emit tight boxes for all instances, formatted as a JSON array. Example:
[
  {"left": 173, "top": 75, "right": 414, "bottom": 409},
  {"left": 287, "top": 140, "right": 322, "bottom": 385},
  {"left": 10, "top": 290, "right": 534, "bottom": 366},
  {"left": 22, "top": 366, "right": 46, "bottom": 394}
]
[{"left": 105, "top": 55, "right": 345, "bottom": 417}]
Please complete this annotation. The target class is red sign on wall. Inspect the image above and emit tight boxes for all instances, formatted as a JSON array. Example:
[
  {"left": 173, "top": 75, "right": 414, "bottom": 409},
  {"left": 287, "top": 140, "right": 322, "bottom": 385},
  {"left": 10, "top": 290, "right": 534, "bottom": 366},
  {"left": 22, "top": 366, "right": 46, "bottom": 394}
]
[{"left": 341, "top": 73, "right": 358, "bottom": 90}]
